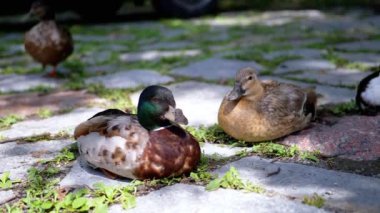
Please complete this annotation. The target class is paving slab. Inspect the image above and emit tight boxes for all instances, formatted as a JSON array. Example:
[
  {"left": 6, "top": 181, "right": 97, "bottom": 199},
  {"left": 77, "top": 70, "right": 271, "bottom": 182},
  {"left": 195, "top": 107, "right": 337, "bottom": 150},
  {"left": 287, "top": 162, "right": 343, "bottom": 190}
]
[
  {"left": 0, "top": 107, "right": 103, "bottom": 139},
  {"left": 279, "top": 115, "right": 380, "bottom": 161},
  {"left": 274, "top": 59, "right": 336, "bottom": 74},
  {"left": 85, "top": 64, "right": 123, "bottom": 74},
  {"left": 214, "top": 156, "right": 380, "bottom": 213},
  {"left": 60, "top": 159, "right": 131, "bottom": 189},
  {"left": 261, "top": 76, "right": 355, "bottom": 105},
  {"left": 0, "top": 190, "right": 16, "bottom": 205},
  {"left": 336, "top": 52, "right": 380, "bottom": 66},
  {"left": 0, "top": 90, "right": 103, "bottom": 117},
  {"left": 335, "top": 40, "right": 380, "bottom": 52},
  {"left": 131, "top": 81, "right": 230, "bottom": 126},
  {"left": 0, "top": 74, "right": 61, "bottom": 93},
  {"left": 141, "top": 41, "right": 195, "bottom": 51},
  {"left": 119, "top": 49, "right": 201, "bottom": 62},
  {"left": 263, "top": 49, "right": 325, "bottom": 60},
  {"left": 172, "top": 57, "right": 264, "bottom": 81},
  {"left": 201, "top": 142, "right": 247, "bottom": 158},
  {"left": 109, "top": 183, "right": 326, "bottom": 213},
  {"left": 0, "top": 139, "right": 74, "bottom": 180},
  {"left": 85, "top": 70, "right": 174, "bottom": 89},
  {"left": 285, "top": 68, "right": 371, "bottom": 87}
]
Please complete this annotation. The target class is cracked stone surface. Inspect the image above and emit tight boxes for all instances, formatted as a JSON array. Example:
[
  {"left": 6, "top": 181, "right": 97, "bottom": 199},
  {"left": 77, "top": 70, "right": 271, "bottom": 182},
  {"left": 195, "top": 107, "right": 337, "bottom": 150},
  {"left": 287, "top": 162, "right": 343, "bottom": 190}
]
[
  {"left": 0, "top": 107, "right": 103, "bottom": 139},
  {"left": 131, "top": 81, "right": 230, "bottom": 126},
  {"left": 172, "top": 58, "right": 264, "bottom": 81},
  {"left": 119, "top": 50, "right": 201, "bottom": 62},
  {"left": 279, "top": 115, "right": 380, "bottom": 161},
  {"left": 214, "top": 156, "right": 380, "bottom": 213},
  {"left": 85, "top": 70, "right": 174, "bottom": 89},
  {"left": 0, "top": 139, "right": 74, "bottom": 180},
  {"left": 0, "top": 74, "right": 61, "bottom": 93},
  {"left": 109, "top": 184, "right": 326, "bottom": 213},
  {"left": 274, "top": 59, "right": 336, "bottom": 74}
]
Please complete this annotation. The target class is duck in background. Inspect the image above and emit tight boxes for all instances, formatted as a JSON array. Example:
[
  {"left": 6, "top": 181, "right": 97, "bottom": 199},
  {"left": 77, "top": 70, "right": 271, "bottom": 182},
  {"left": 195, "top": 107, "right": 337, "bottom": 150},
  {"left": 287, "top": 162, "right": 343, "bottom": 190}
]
[
  {"left": 218, "top": 67, "right": 317, "bottom": 142},
  {"left": 356, "top": 67, "right": 380, "bottom": 115},
  {"left": 74, "top": 85, "right": 201, "bottom": 180},
  {"left": 24, "top": 0, "right": 73, "bottom": 77}
]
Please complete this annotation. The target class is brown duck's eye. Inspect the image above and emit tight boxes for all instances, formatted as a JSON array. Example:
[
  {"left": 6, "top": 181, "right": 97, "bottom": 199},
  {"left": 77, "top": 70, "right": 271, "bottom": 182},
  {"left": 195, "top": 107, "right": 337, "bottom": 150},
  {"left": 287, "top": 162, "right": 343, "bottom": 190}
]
[{"left": 248, "top": 76, "right": 253, "bottom": 80}]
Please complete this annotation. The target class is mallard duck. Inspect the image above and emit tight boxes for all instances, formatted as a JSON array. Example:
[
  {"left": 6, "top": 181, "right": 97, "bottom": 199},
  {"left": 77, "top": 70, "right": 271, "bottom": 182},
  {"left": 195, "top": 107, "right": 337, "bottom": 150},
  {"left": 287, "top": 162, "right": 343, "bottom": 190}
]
[
  {"left": 24, "top": 0, "right": 73, "bottom": 77},
  {"left": 356, "top": 68, "right": 380, "bottom": 115},
  {"left": 218, "top": 67, "right": 317, "bottom": 142},
  {"left": 74, "top": 85, "right": 201, "bottom": 179}
]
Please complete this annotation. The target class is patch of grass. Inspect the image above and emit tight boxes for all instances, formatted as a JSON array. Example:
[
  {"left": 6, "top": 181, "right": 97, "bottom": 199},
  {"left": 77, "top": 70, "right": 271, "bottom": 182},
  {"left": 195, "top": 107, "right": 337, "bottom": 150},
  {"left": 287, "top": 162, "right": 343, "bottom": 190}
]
[
  {"left": 300, "top": 151, "right": 320, "bottom": 163},
  {"left": 0, "top": 114, "right": 23, "bottom": 130},
  {"left": 345, "top": 62, "right": 372, "bottom": 72},
  {"left": 62, "top": 59, "right": 87, "bottom": 90},
  {"left": 189, "top": 154, "right": 217, "bottom": 184},
  {"left": 0, "top": 66, "right": 41, "bottom": 75},
  {"left": 37, "top": 108, "right": 53, "bottom": 119},
  {"left": 328, "top": 100, "right": 358, "bottom": 116},
  {"left": 323, "top": 50, "right": 349, "bottom": 67},
  {"left": 206, "top": 166, "right": 265, "bottom": 193},
  {"left": 185, "top": 124, "right": 245, "bottom": 146},
  {"left": 252, "top": 143, "right": 299, "bottom": 158},
  {"left": 0, "top": 171, "right": 21, "bottom": 189},
  {"left": 303, "top": 193, "right": 325, "bottom": 208},
  {"left": 87, "top": 84, "right": 136, "bottom": 112},
  {"left": 23, "top": 131, "right": 71, "bottom": 143},
  {"left": 28, "top": 85, "right": 54, "bottom": 94}
]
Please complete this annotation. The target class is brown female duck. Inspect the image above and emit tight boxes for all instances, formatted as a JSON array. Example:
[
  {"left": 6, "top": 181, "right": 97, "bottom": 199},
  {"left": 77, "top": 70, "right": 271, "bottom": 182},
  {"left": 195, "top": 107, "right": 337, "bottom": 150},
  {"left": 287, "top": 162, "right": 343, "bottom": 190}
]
[
  {"left": 24, "top": 0, "right": 73, "bottom": 77},
  {"left": 218, "top": 67, "right": 317, "bottom": 142},
  {"left": 74, "top": 85, "right": 201, "bottom": 179}
]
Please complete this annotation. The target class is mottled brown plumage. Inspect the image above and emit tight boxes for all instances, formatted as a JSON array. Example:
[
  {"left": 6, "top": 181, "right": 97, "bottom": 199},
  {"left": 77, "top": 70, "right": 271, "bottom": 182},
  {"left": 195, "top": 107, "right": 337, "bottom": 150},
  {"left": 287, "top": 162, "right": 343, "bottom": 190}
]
[
  {"left": 218, "top": 67, "right": 317, "bottom": 142},
  {"left": 74, "top": 86, "right": 200, "bottom": 180},
  {"left": 24, "top": 1, "right": 73, "bottom": 76}
]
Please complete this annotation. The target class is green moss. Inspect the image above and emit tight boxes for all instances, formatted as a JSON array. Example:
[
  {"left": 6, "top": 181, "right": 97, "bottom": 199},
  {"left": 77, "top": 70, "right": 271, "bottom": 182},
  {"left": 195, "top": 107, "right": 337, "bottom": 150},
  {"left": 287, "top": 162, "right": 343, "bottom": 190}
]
[
  {"left": 303, "top": 193, "right": 325, "bottom": 208},
  {"left": 0, "top": 66, "right": 42, "bottom": 75},
  {"left": 23, "top": 131, "right": 71, "bottom": 143},
  {"left": 328, "top": 100, "right": 358, "bottom": 116},
  {"left": 37, "top": 108, "right": 53, "bottom": 119},
  {"left": 284, "top": 76, "right": 318, "bottom": 84},
  {"left": 0, "top": 114, "right": 23, "bottom": 130}
]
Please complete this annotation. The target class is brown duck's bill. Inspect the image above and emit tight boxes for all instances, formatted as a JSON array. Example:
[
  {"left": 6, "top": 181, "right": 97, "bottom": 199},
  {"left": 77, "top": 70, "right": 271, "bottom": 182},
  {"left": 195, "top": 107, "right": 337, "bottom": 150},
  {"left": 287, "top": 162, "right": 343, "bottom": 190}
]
[
  {"left": 226, "top": 83, "right": 244, "bottom": 101},
  {"left": 163, "top": 106, "right": 188, "bottom": 125}
]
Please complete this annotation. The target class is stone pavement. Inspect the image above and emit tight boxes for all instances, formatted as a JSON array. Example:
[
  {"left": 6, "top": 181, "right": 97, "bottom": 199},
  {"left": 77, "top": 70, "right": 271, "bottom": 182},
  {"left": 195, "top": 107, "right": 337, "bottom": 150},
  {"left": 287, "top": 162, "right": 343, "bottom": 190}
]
[{"left": 0, "top": 9, "right": 380, "bottom": 212}]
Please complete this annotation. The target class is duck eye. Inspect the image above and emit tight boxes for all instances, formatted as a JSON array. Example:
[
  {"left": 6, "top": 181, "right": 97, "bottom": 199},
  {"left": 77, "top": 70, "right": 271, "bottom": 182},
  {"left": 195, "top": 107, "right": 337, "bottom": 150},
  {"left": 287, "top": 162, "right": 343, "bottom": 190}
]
[{"left": 248, "top": 76, "right": 253, "bottom": 80}]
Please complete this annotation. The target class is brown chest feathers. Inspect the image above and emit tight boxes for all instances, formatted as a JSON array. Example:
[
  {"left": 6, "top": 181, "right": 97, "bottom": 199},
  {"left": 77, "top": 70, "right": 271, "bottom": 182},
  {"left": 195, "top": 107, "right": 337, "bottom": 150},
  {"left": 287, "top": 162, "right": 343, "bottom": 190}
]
[{"left": 134, "top": 125, "right": 201, "bottom": 179}]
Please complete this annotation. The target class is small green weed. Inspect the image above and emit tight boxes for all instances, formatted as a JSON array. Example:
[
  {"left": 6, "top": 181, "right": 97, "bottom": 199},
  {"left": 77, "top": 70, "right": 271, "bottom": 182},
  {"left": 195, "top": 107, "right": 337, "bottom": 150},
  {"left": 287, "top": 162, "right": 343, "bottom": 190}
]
[
  {"left": 303, "top": 193, "right": 325, "bottom": 208},
  {"left": 0, "top": 171, "right": 20, "bottom": 189},
  {"left": 37, "top": 108, "right": 53, "bottom": 119},
  {"left": 206, "top": 166, "right": 265, "bottom": 193},
  {"left": 0, "top": 114, "right": 23, "bottom": 130},
  {"left": 185, "top": 124, "right": 244, "bottom": 146},
  {"left": 252, "top": 143, "right": 299, "bottom": 158}
]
